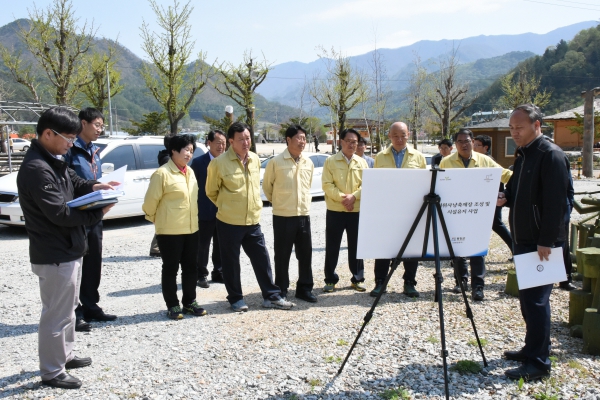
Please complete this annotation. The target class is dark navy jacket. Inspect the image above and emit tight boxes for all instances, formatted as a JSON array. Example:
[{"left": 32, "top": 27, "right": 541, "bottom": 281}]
[
  {"left": 64, "top": 137, "right": 102, "bottom": 180},
  {"left": 190, "top": 152, "right": 217, "bottom": 221}
]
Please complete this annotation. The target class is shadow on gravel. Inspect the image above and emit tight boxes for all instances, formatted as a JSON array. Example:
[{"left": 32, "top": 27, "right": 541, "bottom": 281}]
[
  {"left": 107, "top": 283, "right": 165, "bottom": 297},
  {"left": 0, "top": 226, "right": 28, "bottom": 241},
  {"left": 0, "top": 323, "right": 37, "bottom": 338},
  {"left": 0, "top": 371, "right": 40, "bottom": 399},
  {"left": 103, "top": 255, "right": 159, "bottom": 263}
]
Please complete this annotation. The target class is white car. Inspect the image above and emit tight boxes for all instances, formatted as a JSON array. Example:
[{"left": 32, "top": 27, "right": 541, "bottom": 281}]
[
  {"left": 0, "top": 137, "right": 207, "bottom": 226},
  {"left": 3, "top": 138, "right": 31, "bottom": 152},
  {"left": 259, "top": 152, "right": 330, "bottom": 201}
]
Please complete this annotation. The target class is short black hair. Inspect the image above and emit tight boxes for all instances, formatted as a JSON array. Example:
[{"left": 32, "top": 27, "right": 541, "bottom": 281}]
[
  {"left": 340, "top": 128, "right": 360, "bottom": 140},
  {"left": 285, "top": 124, "right": 307, "bottom": 139},
  {"left": 357, "top": 135, "right": 368, "bottom": 145},
  {"left": 37, "top": 107, "right": 82, "bottom": 136},
  {"left": 163, "top": 133, "right": 176, "bottom": 149},
  {"left": 227, "top": 121, "right": 251, "bottom": 139},
  {"left": 512, "top": 103, "right": 543, "bottom": 125},
  {"left": 474, "top": 135, "right": 492, "bottom": 153},
  {"left": 78, "top": 107, "right": 104, "bottom": 123},
  {"left": 207, "top": 129, "right": 225, "bottom": 142},
  {"left": 168, "top": 134, "right": 196, "bottom": 156},
  {"left": 437, "top": 138, "right": 453, "bottom": 147},
  {"left": 453, "top": 128, "right": 473, "bottom": 142}
]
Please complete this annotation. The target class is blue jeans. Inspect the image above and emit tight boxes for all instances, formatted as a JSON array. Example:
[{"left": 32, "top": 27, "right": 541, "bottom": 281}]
[{"left": 513, "top": 241, "right": 563, "bottom": 371}]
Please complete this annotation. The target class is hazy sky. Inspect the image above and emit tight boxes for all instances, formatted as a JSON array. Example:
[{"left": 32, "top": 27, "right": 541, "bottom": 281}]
[{"left": 0, "top": 0, "right": 598, "bottom": 66}]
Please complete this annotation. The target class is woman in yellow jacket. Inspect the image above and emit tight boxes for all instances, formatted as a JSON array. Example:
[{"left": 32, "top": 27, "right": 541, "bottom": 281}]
[{"left": 142, "top": 134, "right": 207, "bottom": 320}]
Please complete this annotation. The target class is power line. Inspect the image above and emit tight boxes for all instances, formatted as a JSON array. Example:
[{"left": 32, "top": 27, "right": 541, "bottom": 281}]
[{"left": 523, "top": 0, "right": 600, "bottom": 11}]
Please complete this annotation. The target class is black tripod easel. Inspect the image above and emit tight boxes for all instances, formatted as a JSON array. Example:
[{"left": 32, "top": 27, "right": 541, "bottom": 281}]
[{"left": 337, "top": 168, "right": 488, "bottom": 400}]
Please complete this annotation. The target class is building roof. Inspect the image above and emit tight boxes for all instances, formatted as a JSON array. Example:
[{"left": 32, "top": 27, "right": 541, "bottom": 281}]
[
  {"left": 545, "top": 99, "right": 600, "bottom": 121},
  {"left": 323, "top": 118, "right": 380, "bottom": 128},
  {"left": 469, "top": 118, "right": 510, "bottom": 130}
]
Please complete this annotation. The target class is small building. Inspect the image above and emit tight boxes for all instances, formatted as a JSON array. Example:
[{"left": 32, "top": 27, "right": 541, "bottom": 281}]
[
  {"left": 467, "top": 118, "right": 515, "bottom": 168},
  {"left": 544, "top": 99, "right": 600, "bottom": 149},
  {"left": 323, "top": 118, "right": 379, "bottom": 142}
]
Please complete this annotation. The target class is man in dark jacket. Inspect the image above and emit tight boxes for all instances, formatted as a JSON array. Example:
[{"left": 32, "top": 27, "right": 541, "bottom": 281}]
[
  {"left": 498, "top": 104, "right": 570, "bottom": 381},
  {"left": 17, "top": 107, "right": 116, "bottom": 389},
  {"left": 65, "top": 108, "right": 117, "bottom": 332},
  {"left": 190, "top": 130, "right": 227, "bottom": 287}
]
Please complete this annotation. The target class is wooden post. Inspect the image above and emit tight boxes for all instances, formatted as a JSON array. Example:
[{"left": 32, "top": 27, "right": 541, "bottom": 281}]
[
  {"left": 580, "top": 88, "right": 600, "bottom": 177},
  {"left": 505, "top": 270, "right": 519, "bottom": 297}
]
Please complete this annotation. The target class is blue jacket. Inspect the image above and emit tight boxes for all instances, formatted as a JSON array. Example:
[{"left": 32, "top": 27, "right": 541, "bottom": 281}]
[
  {"left": 64, "top": 137, "right": 103, "bottom": 180},
  {"left": 190, "top": 152, "right": 217, "bottom": 221}
]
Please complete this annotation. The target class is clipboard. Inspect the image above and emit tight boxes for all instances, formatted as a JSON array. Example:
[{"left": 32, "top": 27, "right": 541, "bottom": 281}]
[
  {"left": 514, "top": 250, "right": 567, "bottom": 289},
  {"left": 75, "top": 198, "right": 118, "bottom": 211}
]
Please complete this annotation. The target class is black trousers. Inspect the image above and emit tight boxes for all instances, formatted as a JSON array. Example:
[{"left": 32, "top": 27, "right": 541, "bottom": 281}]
[
  {"left": 324, "top": 210, "right": 364, "bottom": 285},
  {"left": 76, "top": 220, "right": 103, "bottom": 320},
  {"left": 273, "top": 215, "right": 314, "bottom": 294},
  {"left": 492, "top": 206, "right": 513, "bottom": 253},
  {"left": 216, "top": 220, "right": 281, "bottom": 304},
  {"left": 453, "top": 256, "right": 486, "bottom": 288},
  {"left": 197, "top": 219, "right": 222, "bottom": 278},
  {"left": 513, "top": 241, "right": 562, "bottom": 372},
  {"left": 156, "top": 232, "right": 199, "bottom": 309},
  {"left": 374, "top": 259, "right": 418, "bottom": 285}
]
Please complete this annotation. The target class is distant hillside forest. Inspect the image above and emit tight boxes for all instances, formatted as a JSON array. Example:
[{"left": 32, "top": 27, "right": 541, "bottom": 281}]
[{"left": 469, "top": 24, "right": 600, "bottom": 115}]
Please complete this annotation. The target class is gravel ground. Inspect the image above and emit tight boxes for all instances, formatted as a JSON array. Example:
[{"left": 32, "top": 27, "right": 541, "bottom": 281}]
[{"left": 1, "top": 179, "right": 600, "bottom": 400}]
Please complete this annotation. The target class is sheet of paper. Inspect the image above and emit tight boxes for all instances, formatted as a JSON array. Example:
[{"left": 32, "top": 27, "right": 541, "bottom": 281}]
[
  {"left": 514, "top": 250, "right": 567, "bottom": 290},
  {"left": 98, "top": 165, "right": 127, "bottom": 191},
  {"left": 357, "top": 168, "right": 502, "bottom": 259}
]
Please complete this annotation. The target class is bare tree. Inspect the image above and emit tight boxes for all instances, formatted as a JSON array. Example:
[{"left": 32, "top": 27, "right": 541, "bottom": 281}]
[
  {"left": 310, "top": 46, "right": 369, "bottom": 153},
  {"left": 140, "top": 0, "right": 212, "bottom": 134},
  {"left": 0, "top": 0, "right": 110, "bottom": 105},
  {"left": 406, "top": 54, "right": 430, "bottom": 148},
  {"left": 368, "top": 36, "right": 388, "bottom": 152},
  {"left": 213, "top": 51, "right": 271, "bottom": 153},
  {"left": 426, "top": 47, "right": 476, "bottom": 139}
]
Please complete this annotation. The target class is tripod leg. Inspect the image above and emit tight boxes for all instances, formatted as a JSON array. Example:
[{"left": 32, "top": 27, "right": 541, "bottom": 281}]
[
  {"left": 338, "top": 262, "right": 399, "bottom": 375},
  {"left": 452, "top": 260, "right": 489, "bottom": 367}
]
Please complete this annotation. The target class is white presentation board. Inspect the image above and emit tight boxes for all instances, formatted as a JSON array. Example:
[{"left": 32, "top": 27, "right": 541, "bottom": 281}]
[{"left": 357, "top": 168, "right": 502, "bottom": 259}]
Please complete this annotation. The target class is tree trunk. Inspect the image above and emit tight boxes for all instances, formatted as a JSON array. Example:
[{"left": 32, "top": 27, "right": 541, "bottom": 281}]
[{"left": 581, "top": 88, "right": 599, "bottom": 177}]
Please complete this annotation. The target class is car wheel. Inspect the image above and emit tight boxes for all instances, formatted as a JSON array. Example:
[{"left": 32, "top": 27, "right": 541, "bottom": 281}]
[{"left": 22, "top": 146, "right": 29, "bottom": 151}]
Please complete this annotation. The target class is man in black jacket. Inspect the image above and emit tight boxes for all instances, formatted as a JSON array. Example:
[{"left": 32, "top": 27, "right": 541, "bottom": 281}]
[
  {"left": 190, "top": 129, "right": 227, "bottom": 287},
  {"left": 497, "top": 104, "right": 570, "bottom": 381},
  {"left": 17, "top": 107, "right": 116, "bottom": 389}
]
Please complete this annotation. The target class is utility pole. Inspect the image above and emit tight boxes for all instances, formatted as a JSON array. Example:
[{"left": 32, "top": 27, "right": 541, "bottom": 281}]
[
  {"left": 581, "top": 87, "right": 600, "bottom": 177},
  {"left": 107, "top": 63, "right": 114, "bottom": 136}
]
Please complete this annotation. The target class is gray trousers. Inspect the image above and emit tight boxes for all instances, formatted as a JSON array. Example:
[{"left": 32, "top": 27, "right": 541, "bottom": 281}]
[{"left": 31, "top": 258, "right": 82, "bottom": 380}]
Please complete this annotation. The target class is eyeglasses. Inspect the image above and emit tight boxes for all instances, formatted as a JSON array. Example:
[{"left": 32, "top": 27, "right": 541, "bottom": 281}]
[
  {"left": 92, "top": 122, "right": 104, "bottom": 129},
  {"left": 456, "top": 139, "right": 472, "bottom": 145},
  {"left": 343, "top": 139, "right": 358, "bottom": 145},
  {"left": 51, "top": 129, "right": 77, "bottom": 144}
]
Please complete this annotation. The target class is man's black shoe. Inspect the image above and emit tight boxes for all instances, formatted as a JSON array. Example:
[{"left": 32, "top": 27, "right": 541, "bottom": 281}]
[
  {"left": 295, "top": 291, "right": 317, "bottom": 303},
  {"left": 211, "top": 273, "right": 224, "bottom": 283},
  {"left": 559, "top": 281, "right": 576, "bottom": 291},
  {"left": 42, "top": 372, "right": 82, "bottom": 389},
  {"left": 65, "top": 356, "right": 92, "bottom": 369},
  {"left": 84, "top": 310, "right": 117, "bottom": 322},
  {"left": 505, "top": 363, "right": 550, "bottom": 381},
  {"left": 75, "top": 319, "right": 91, "bottom": 332},
  {"left": 472, "top": 286, "right": 484, "bottom": 301},
  {"left": 197, "top": 277, "right": 210, "bottom": 288},
  {"left": 503, "top": 348, "right": 527, "bottom": 362}
]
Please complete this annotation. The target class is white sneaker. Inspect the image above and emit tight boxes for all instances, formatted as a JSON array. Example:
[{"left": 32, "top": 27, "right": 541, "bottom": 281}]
[{"left": 262, "top": 298, "right": 294, "bottom": 310}]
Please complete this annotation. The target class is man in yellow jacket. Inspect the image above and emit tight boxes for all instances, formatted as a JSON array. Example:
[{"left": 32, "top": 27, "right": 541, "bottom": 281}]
[
  {"left": 322, "top": 128, "right": 369, "bottom": 293},
  {"left": 206, "top": 122, "right": 294, "bottom": 312},
  {"left": 262, "top": 124, "right": 316, "bottom": 303},
  {"left": 440, "top": 128, "right": 512, "bottom": 301},
  {"left": 371, "top": 121, "right": 427, "bottom": 298}
]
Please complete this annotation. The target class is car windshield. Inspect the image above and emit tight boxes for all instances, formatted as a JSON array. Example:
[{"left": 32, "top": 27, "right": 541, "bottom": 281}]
[
  {"left": 261, "top": 157, "right": 272, "bottom": 168},
  {"left": 96, "top": 143, "right": 108, "bottom": 154}
]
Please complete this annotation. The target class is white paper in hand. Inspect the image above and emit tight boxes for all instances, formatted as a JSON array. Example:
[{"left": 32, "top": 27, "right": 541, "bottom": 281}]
[
  {"left": 98, "top": 165, "right": 127, "bottom": 191},
  {"left": 514, "top": 250, "right": 567, "bottom": 290}
]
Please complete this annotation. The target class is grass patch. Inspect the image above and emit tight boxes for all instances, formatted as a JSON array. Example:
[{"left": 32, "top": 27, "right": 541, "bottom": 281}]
[
  {"left": 324, "top": 355, "right": 342, "bottom": 363},
  {"left": 426, "top": 335, "right": 439, "bottom": 344},
  {"left": 308, "top": 378, "right": 323, "bottom": 387},
  {"left": 568, "top": 359, "right": 589, "bottom": 376},
  {"left": 380, "top": 386, "right": 411, "bottom": 400},
  {"left": 336, "top": 338, "right": 348, "bottom": 346},
  {"left": 467, "top": 338, "right": 488, "bottom": 347},
  {"left": 449, "top": 360, "right": 482, "bottom": 374},
  {"left": 532, "top": 377, "right": 560, "bottom": 400}
]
